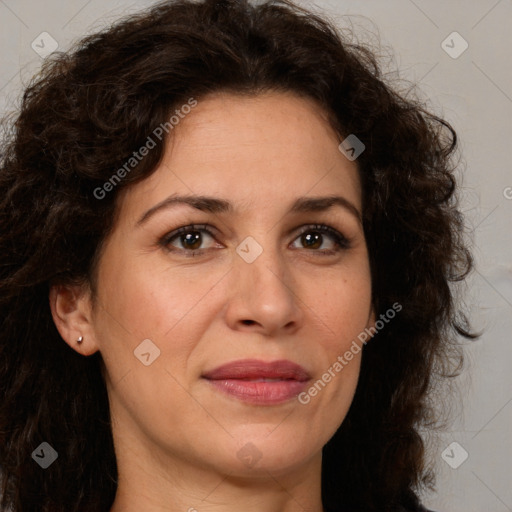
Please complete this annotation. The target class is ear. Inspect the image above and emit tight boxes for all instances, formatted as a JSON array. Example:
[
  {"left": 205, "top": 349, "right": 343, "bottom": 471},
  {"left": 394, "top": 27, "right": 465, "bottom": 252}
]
[{"left": 49, "top": 283, "right": 100, "bottom": 356}]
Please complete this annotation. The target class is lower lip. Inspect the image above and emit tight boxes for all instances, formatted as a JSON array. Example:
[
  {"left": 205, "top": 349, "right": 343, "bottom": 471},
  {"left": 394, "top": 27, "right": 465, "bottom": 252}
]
[{"left": 204, "top": 378, "right": 308, "bottom": 405}]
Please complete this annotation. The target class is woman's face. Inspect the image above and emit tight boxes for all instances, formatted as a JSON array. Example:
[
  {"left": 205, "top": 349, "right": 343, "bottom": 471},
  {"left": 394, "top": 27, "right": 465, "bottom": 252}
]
[{"left": 69, "top": 92, "right": 374, "bottom": 481}]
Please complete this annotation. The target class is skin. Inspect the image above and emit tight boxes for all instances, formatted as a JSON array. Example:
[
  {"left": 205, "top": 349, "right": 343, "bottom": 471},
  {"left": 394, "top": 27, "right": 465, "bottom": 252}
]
[{"left": 50, "top": 91, "right": 376, "bottom": 512}]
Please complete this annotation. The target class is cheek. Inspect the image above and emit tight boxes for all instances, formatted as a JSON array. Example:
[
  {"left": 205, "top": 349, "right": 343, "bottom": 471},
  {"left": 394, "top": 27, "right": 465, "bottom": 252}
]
[
  {"left": 93, "top": 252, "right": 229, "bottom": 384},
  {"left": 97, "top": 255, "right": 218, "bottom": 338},
  {"left": 310, "top": 266, "right": 372, "bottom": 345},
  {"left": 299, "top": 257, "right": 371, "bottom": 413}
]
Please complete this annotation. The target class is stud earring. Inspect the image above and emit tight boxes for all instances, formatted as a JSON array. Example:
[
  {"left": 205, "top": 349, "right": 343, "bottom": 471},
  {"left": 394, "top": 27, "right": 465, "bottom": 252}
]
[{"left": 77, "top": 336, "right": 83, "bottom": 345}]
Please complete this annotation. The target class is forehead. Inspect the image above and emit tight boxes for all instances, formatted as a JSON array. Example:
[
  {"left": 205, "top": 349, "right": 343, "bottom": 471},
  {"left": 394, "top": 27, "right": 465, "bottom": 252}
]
[
  {"left": 172, "top": 91, "right": 342, "bottom": 164},
  {"left": 117, "top": 91, "right": 362, "bottom": 219}
]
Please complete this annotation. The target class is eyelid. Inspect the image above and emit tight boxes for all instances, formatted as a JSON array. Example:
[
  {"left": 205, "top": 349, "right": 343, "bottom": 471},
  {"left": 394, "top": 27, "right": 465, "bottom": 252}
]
[
  {"left": 291, "top": 223, "right": 352, "bottom": 250},
  {"left": 159, "top": 223, "right": 219, "bottom": 247}
]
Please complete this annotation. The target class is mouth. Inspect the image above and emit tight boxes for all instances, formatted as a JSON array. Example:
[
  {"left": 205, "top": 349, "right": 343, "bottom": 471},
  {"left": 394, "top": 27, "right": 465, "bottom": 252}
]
[{"left": 201, "top": 359, "right": 311, "bottom": 405}]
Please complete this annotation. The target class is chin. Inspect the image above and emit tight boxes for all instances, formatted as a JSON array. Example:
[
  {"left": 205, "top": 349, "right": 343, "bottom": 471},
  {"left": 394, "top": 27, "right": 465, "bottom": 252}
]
[{"left": 211, "top": 424, "right": 324, "bottom": 476}]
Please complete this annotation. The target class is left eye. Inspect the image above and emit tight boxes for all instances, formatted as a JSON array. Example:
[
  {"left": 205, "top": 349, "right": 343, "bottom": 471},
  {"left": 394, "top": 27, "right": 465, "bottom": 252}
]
[{"left": 290, "top": 225, "right": 350, "bottom": 252}]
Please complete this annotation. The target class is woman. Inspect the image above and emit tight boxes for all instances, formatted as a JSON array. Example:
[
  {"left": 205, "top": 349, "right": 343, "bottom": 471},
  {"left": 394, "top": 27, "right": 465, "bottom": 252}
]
[{"left": 0, "top": 0, "right": 476, "bottom": 511}]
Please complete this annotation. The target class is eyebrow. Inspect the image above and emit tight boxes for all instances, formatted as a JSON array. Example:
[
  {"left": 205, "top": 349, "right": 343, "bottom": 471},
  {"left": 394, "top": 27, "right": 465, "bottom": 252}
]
[{"left": 136, "top": 194, "right": 362, "bottom": 226}]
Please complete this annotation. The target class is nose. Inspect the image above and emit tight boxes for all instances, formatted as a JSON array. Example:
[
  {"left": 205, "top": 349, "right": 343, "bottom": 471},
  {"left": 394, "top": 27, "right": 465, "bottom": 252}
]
[{"left": 224, "top": 242, "right": 303, "bottom": 337}]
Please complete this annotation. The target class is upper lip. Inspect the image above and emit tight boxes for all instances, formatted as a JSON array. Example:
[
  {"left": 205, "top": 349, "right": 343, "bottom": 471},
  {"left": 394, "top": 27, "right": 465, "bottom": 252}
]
[{"left": 202, "top": 359, "right": 310, "bottom": 381}]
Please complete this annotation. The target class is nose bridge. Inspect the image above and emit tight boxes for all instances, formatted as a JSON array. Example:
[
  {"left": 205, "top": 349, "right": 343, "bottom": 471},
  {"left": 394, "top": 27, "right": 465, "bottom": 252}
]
[
  {"left": 226, "top": 232, "right": 301, "bottom": 334},
  {"left": 236, "top": 234, "right": 291, "bottom": 301}
]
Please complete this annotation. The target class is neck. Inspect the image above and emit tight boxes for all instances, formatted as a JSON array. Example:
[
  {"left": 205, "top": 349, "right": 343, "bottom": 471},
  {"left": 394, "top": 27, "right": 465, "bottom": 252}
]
[{"left": 109, "top": 434, "right": 324, "bottom": 512}]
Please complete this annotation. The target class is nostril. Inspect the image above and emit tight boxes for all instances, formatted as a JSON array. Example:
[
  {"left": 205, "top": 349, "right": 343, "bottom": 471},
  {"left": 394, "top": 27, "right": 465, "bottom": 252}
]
[{"left": 241, "top": 320, "right": 256, "bottom": 326}]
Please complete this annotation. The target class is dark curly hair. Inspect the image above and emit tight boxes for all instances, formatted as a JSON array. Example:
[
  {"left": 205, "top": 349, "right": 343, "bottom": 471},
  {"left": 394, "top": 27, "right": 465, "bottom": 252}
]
[{"left": 0, "top": 0, "right": 477, "bottom": 511}]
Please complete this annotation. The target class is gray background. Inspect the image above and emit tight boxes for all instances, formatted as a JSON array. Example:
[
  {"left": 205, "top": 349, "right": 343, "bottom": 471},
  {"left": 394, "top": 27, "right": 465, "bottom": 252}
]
[{"left": 1, "top": 0, "right": 511, "bottom": 510}]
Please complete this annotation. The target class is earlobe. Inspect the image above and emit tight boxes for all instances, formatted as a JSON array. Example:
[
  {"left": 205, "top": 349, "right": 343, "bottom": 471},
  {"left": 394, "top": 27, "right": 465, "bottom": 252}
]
[{"left": 49, "top": 284, "right": 99, "bottom": 355}]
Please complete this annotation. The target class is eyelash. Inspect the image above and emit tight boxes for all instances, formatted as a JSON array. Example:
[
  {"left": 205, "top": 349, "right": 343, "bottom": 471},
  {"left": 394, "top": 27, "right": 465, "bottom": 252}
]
[{"left": 159, "top": 223, "right": 352, "bottom": 258}]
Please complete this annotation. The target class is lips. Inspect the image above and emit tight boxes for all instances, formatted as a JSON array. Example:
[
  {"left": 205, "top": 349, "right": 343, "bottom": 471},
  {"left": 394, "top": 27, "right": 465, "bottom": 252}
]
[{"left": 202, "top": 359, "right": 310, "bottom": 405}]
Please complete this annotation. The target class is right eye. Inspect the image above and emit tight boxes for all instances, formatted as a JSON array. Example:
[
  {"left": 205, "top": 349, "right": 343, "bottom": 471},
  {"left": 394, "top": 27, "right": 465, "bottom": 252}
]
[{"left": 160, "top": 224, "right": 223, "bottom": 257}]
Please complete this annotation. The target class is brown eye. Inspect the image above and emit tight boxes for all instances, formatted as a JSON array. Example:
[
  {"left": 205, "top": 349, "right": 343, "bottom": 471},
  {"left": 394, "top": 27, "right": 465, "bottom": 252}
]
[
  {"left": 300, "top": 231, "right": 323, "bottom": 249},
  {"left": 161, "top": 224, "right": 219, "bottom": 255},
  {"left": 177, "top": 231, "right": 203, "bottom": 250},
  {"left": 290, "top": 225, "right": 351, "bottom": 253}
]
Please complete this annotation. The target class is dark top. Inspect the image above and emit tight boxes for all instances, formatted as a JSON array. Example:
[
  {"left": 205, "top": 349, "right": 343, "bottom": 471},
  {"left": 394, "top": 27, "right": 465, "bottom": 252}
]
[
  {"left": 324, "top": 506, "right": 436, "bottom": 512},
  {"left": 324, "top": 495, "right": 436, "bottom": 512}
]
